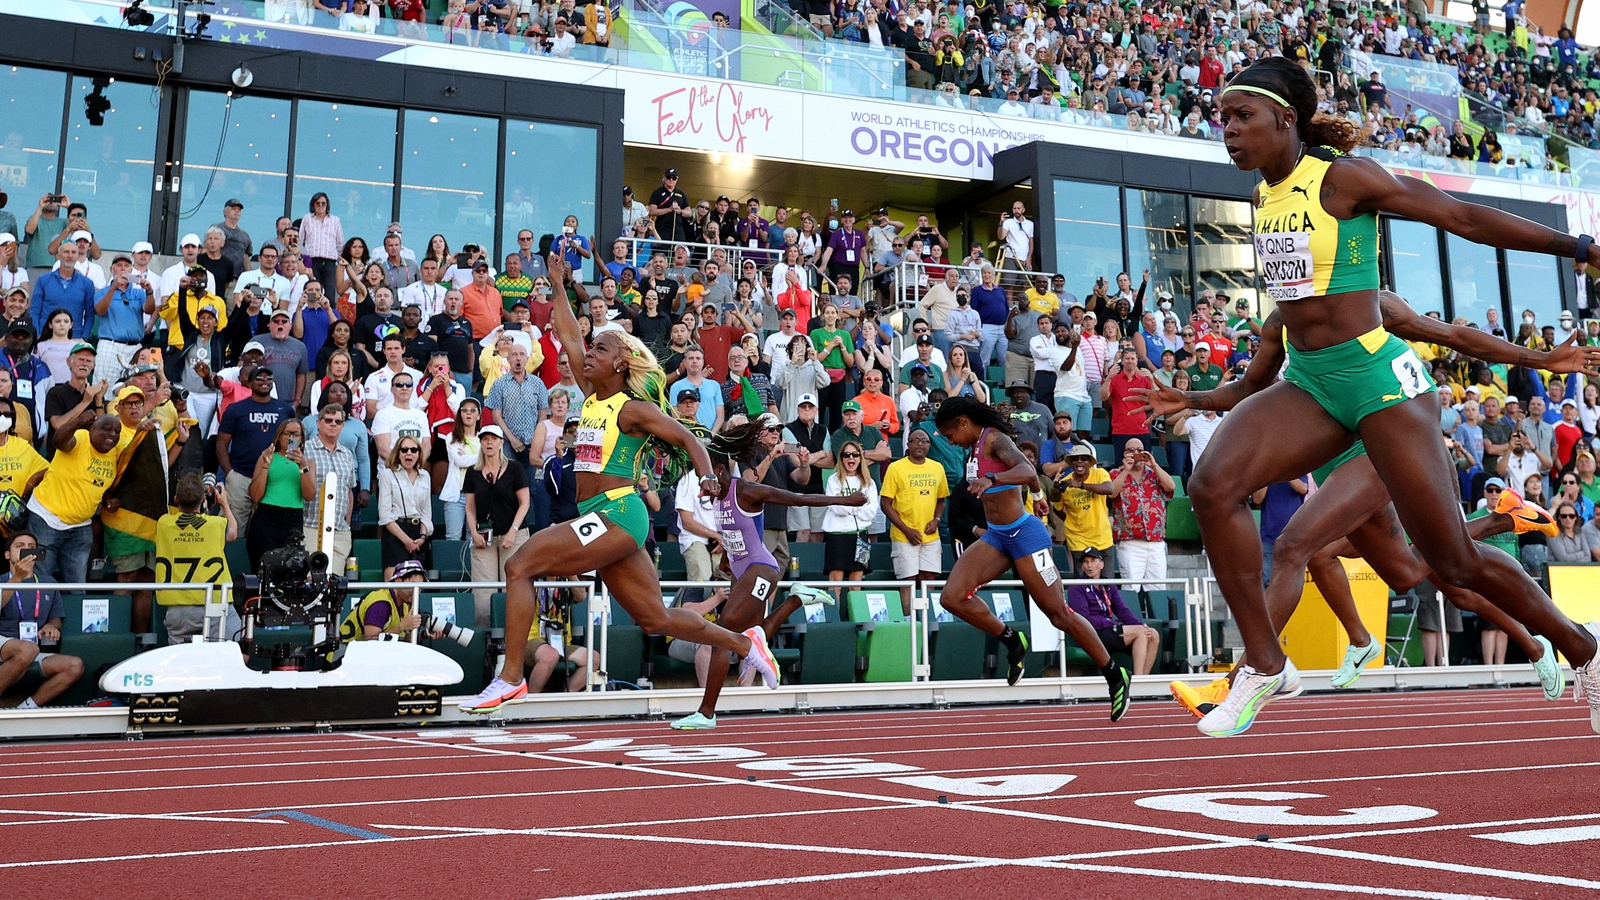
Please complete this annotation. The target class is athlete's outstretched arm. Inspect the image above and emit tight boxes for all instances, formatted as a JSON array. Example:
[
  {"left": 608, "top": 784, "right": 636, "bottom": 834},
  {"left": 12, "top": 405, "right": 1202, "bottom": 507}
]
[
  {"left": 1380, "top": 291, "right": 1600, "bottom": 375},
  {"left": 738, "top": 478, "right": 866, "bottom": 510},
  {"left": 547, "top": 253, "right": 593, "bottom": 396},
  {"left": 1133, "top": 309, "right": 1286, "bottom": 422},
  {"left": 623, "top": 400, "right": 715, "bottom": 484}
]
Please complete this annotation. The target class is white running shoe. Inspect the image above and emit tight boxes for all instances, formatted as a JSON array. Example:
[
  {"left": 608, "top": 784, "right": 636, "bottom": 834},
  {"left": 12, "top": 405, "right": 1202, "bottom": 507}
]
[
  {"left": 458, "top": 677, "right": 527, "bottom": 714},
  {"left": 736, "top": 627, "right": 781, "bottom": 690},
  {"left": 1198, "top": 659, "right": 1300, "bottom": 737},
  {"left": 1532, "top": 635, "right": 1565, "bottom": 701},
  {"left": 1574, "top": 623, "right": 1600, "bottom": 734},
  {"left": 1331, "top": 639, "right": 1381, "bottom": 690}
]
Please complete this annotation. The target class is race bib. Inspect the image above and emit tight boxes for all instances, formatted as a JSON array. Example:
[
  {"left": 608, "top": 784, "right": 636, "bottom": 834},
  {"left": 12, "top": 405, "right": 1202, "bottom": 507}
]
[
  {"left": 1031, "top": 549, "right": 1059, "bottom": 586},
  {"left": 568, "top": 512, "right": 607, "bottom": 545},
  {"left": 720, "top": 528, "right": 747, "bottom": 556},
  {"left": 1253, "top": 232, "right": 1314, "bottom": 301},
  {"left": 573, "top": 426, "right": 604, "bottom": 472},
  {"left": 1390, "top": 349, "right": 1430, "bottom": 399},
  {"left": 965, "top": 456, "right": 979, "bottom": 481}
]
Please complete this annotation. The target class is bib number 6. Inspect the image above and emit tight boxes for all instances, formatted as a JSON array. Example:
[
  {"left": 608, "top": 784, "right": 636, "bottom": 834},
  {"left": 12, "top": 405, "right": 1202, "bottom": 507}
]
[{"left": 569, "top": 512, "right": 608, "bottom": 546}]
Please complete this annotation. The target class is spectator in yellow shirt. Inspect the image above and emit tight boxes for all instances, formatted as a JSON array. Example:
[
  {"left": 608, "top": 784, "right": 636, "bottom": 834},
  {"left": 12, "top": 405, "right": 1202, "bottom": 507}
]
[
  {"left": 1025, "top": 275, "right": 1060, "bottom": 317},
  {"left": 1051, "top": 444, "right": 1113, "bottom": 574},
  {"left": 879, "top": 429, "right": 949, "bottom": 612}
]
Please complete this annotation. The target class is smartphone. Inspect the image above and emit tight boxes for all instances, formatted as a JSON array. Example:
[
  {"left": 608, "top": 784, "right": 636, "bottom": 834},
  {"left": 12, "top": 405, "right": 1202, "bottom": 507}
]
[
  {"left": 781, "top": 443, "right": 800, "bottom": 453},
  {"left": 286, "top": 437, "right": 301, "bottom": 452},
  {"left": 18, "top": 547, "right": 40, "bottom": 561}
]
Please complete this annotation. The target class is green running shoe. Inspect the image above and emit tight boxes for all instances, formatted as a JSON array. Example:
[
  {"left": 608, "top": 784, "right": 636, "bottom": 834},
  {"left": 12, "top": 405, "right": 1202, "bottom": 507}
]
[
  {"left": 1107, "top": 664, "right": 1132, "bottom": 722},
  {"left": 670, "top": 711, "right": 717, "bottom": 730},
  {"left": 1331, "top": 639, "right": 1381, "bottom": 689},
  {"left": 787, "top": 584, "right": 836, "bottom": 607},
  {"left": 1532, "top": 635, "right": 1564, "bottom": 701},
  {"left": 1198, "top": 660, "right": 1300, "bottom": 737},
  {"left": 1005, "top": 631, "right": 1030, "bottom": 686}
]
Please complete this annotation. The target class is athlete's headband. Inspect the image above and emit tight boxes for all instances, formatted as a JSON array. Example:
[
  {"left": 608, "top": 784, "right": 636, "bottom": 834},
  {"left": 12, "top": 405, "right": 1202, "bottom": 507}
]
[{"left": 1221, "top": 84, "right": 1291, "bottom": 108}]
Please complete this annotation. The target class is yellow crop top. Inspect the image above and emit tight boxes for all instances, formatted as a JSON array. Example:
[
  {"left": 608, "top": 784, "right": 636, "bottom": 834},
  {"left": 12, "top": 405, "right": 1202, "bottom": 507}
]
[{"left": 1253, "top": 146, "right": 1379, "bottom": 302}]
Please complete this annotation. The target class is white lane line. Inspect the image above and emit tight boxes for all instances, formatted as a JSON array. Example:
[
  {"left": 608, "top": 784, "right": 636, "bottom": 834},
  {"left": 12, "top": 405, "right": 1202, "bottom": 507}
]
[
  {"left": 1281, "top": 813, "right": 1600, "bottom": 845},
  {"left": 6, "top": 753, "right": 512, "bottom": 782},
  {"left": 359, "top": 732, "right": 1600, "bottom": 891},
  {"left": 0, "top": 808, "right": 284, "bottom": 825},
  {"left": 1472, "top": 824, "right": 1600, "bottom": 845}
]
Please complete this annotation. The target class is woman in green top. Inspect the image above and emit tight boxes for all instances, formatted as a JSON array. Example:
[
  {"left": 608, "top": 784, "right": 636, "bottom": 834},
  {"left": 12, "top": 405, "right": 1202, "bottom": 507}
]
[
  {"left": 810, "top": 302, "right": 856, "bottom": 431},
  {"left": 245, "top": 418, "right": 316, "bottom": 572}
]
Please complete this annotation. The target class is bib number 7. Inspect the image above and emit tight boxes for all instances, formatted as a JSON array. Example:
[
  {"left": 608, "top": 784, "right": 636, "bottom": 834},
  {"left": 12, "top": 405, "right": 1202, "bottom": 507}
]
[{"left": 1389, "top": 349, "right": 1430, "bottom": 400}]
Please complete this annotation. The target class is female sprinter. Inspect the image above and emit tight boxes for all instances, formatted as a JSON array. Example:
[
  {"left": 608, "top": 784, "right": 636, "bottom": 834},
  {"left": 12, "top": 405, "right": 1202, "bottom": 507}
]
[
  {"left": 460, "top": 258, "right": 781, "bottom": 713},
  {"left": 934, "top": 396, "right": 1132, "bottom": 721},
  {"left": 1192, "top": 57, "right": 1600, "bottom": 735},
  {"left": 670, "top": 416, "right": 865, "bottom": 730},
  {"left": 1142, "top": 293, "right": 1600, "bottom": 715}
]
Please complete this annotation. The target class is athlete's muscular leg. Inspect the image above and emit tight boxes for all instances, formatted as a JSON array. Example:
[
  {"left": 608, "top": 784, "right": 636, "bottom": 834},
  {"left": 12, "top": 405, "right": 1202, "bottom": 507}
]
[
  {"left": 696, "top": 565, "right": 781, "bottom": 718},
  {"left": 498, "top": 519, "right": 642, "bottom": 685},
  {"left": 1188, "top": 382, "right": 1357, "bottom": 675},
  {"left": 1014, "top": 550, "right": 1112, "bottom": 668},
  {"left": 939, "top": 540, "right": 1018, "bottom": 637},
  {"left": 1359, "top": 395, "right": 1596, "bottom": 665},
  {"left": 602, "top": 549, "right": 755, "bottom": 656}
]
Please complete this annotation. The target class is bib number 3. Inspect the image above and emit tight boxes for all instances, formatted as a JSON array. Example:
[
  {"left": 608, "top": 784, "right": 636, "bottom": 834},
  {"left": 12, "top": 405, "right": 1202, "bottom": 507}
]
[
  {"left": 569, "top": 512, "right": 608, "bottom": 546},
  {"left": 1390, "top": 349, "right": 1430, "bottom": 400}
]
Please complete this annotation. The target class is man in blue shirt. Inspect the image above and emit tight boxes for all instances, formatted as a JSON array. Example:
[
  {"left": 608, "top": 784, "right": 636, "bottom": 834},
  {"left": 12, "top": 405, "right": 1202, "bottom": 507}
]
[
  {"left": 31, "top": 241, "right": 95, "bottom": 338},
  {"left": 1255, "top": 477, "right": 1308, "bottom": 586},
  {"left": 0, "top": 530, "right": 81, "bottom": 709},
  {"left": 94, "top": 254, "right": 151, "bottom": 385},
  {"left": 0, "top": 319, "right": 48, "bottom": 432},
  {"left": 215, "top": 367, "right": 296, "bottom": 536}
]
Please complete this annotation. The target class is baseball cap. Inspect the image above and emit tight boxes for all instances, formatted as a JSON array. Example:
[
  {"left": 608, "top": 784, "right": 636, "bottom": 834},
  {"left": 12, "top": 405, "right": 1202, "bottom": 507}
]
[
  {"left": 270, "top": 309, "right": 291, "bottom": 320},
  {"left": 1484, "top": 477, "right": 1507, "bottom": 490},
  {"left": 797, "top": 393, "right": 818, "bottom": 407},
  {"left": 1065, "top": 444, "right": 1096, "bottom": 459},
  {"left": 1079, "top": 547, "right": 1103, "bottom": 560},
  {"left": 0, "top": 233, "right": 14, "bottom": 245},
  {"left": 68, "top": 230, "right": 93, "bottom": 243},
  {"left": 915, "top": 334, "right": 933, "bottom": 346},
  {"left": 909, "top": 363, "right": 929, "bottom": 374},
  {"left": 180, "top": 233, "right": 202, "bottom": 248},
  {"left": 622, "top": 185, "right": 634, "bottom": 196},
  {"left": 112, "top": 384, "right": 146, "bottom": 405},
  {"left": 7, "top": 318, "right": 34, "bottom": 336},
  {"left": 1504, "top": 396, "right": 1522, "bottom": 406},
  {"left": 1053, "top": 410, "right": 1073, "bottom": 420},
  {"left": 676, "top": 392, "right": 701, "bottom": 404},
  {"left": 224, "top": 198, "right": 243, "bottom": 209},
  {"left": 124, "top": 363, "right": 160, "bottom": 379},
  {"left": 1562, "top": 397, "right": 1578, "bottom": 408},
  {"left": 198, "top": 304, "right": 219, "bottom": 318},
  {"left": 842, "top": 209, "right": 855, "bottom": 217},
  {"left": 241, "top": 340, "right": 267, "bottom": 355},
  {"left": 779, "top": 308, "right": 797, "bottom": 319},
  {"left": 112, "top": 253, "right": 133, "bottom": 265},
  {"left": 664, "top": 167, "right": 679, "bottom": 178},
  {"left": 69, "top": 340, "right": 94, "bottom": 355},
  {"left": 841, "top": 400, "right": 862, "bottom": 413},
  {"left": 392, "top": 560, "right": 426, "bottom": 579},
  {"left": 479, "top": 424, "right": 505, "bottom": 440},
  {"left": 473, "top": 260, "right": 490, "bottom": 271},
  {"left": 131, "top": 241, "right": 154, "bottom": 254}
]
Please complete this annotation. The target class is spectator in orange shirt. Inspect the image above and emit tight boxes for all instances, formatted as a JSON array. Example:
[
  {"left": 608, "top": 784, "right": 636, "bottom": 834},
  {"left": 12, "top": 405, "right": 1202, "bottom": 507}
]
[
  {"left": 853, "top": 368, "right": 900, "bottom": 436},
  {"left": 459, "top": 260, "right": 504, "bottom": 339}
]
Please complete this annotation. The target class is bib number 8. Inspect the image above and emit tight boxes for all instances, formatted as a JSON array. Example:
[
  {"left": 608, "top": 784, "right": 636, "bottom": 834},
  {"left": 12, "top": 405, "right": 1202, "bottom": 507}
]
[{"left": 1390, "top": 349, "right": 1429, "bottom": 399}]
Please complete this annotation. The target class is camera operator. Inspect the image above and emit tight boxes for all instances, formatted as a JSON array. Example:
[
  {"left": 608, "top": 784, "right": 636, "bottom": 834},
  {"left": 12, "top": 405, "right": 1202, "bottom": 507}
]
[
  {"left": 234, "top": 246, "right": 292, "bottom": 317},
  {"left": 338, "top": 559, "right": 436, "bottom": 641},
  {"left": 155, "top": 473, "right": 240, "bottom": 645},
  {"left": 521, "top": 577, "right": 592, "bottom": 693},
  {"left": 0, "top": 531, "right": 82, "bottom": 709}
]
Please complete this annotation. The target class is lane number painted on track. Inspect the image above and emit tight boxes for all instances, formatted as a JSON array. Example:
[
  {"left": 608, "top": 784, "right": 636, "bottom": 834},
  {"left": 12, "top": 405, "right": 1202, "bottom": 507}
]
[
  {"left": 739, "top": 757, "right": 922, "bottom": 777},
  {"left": 881, "top": 774, "right": 1078, "bottom": 797},
  {"left": 1136, "top": 791, "right": 1437, "bottom": 826},
  {"left": 626, "top": 746, "right": 766, "bottom": 762}
]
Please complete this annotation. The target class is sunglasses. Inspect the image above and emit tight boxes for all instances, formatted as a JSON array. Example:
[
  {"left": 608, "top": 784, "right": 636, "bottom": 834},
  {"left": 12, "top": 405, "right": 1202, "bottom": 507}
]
[
  {"left": 1559, "top": 513, "right": 1579, "bottom": 519},
  {"left": 1486, "top": 486, "right": 1503, "bottom": 493},
  {"left": 392, "top": 381, "right": 414, "bottom": 388},
  {"left": 399, "top": 447, "right": 420, "bottom": 454},
  {"left": 842, "top": 452, "right": 862, "bottom": 458},
  {"left": 320, "top": 416, "right": 343, "bottom": 424}
]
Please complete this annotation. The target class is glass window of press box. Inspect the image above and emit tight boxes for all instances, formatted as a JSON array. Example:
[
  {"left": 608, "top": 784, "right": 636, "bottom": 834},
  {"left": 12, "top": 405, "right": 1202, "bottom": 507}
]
[{"left": 0, "top": 64, "right": 599, "bottom": 258}]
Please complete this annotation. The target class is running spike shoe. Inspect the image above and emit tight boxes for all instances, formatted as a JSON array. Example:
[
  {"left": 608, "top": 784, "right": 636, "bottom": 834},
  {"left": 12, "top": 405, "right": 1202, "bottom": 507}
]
[
  {"left": 1331, "top": 639, "right": 1382, "bottom": 689},
  {"left": 1005, "top": 631, "right": 1030, "bottom": 686},
  {"left": 1171, "top": 678, "right": 1230, "bottom": 718},
  {"left": 459, "top": 677, "right": 527, "bottom": 714},
  {"left": 787, "top": 584, "right": 836, "bottom": 607},
  {"left": 1198, "top": 660, "right": 1301, "bottom": 737},
  {"left": 670, "top": 712, "right": 717, "bottom": 730},
  {"left": 1107, "top": 664, "right": 1132, "bottom": 722},
  {"left": 1573, "top": 623, "right": 1600, "bottom": 733},
  {"left": 1532, "top": 635, "right": 1564, "bottom": 701},
  {"left": 736, "top": 627, "right": 781, "bottom": 690},
  {"left": 1494, "top": 489, "right": 1559, "bottom": 537}
]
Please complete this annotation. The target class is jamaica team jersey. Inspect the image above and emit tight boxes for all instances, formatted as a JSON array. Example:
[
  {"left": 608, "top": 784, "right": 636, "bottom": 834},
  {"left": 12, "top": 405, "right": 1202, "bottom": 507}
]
[
  {"left": 0, "top": 438, "right": 46, "bottom": 499},
  {"left": 1252, "top": 146, "right": 1379, "bottom": 302}
]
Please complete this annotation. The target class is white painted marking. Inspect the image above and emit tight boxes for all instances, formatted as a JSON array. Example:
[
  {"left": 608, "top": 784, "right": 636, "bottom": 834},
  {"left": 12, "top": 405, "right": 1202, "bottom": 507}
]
[
  {"left": 882, "top": 774, "right": 1078, "bottom": 797},
  {"left": 1473, "top": 824, "right": 1600, "bottom": 846},
  {"left": 552, "top": 739, "right": 647, "bottom": 753},
  {"left": 624, "top": 747, "right": 765, "bottom": 762},
  {"left": 1136, "top": 792, "right": 1437, "bottom": 827},
  {"left": 737, "top": 757, "right": 922, "bottom": 778}
]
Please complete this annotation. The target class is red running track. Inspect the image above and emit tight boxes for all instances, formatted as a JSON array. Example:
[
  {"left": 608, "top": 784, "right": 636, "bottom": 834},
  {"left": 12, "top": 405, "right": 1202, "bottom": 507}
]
[{"left": 1, "top": 687, "right": 1597, "bottom": 899}]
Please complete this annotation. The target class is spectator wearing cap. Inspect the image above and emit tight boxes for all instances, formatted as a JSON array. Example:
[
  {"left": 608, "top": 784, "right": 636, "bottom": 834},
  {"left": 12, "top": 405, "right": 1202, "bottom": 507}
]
[
  {"left": 163, "top": 261, "right": 228, "bottom": 354},
  {"left": 898, "top": 364, "right": 933, "bottom": 423},
  {"left": 827, "top": 399, "right": 890, "bottom": 486},
  {"left": 1039, "top": 410, "right": 1079, "bottom": 480},
  {"left": 158, "top": 233, "right": 214, "bottom": 308},
  {"left": 1108, "top": 437, "right": 1175, "bottom": 592},
  {"left": 0, "top": 318, "right": 47, "bottom": 436},
  {"left": 213, "top": 198, "right": 253, "bottom": 274},
  {"left": 647, "top": 168, "right": 691, "bottom": 244},
  {"left": 1005, "top": 380, "right": 1053, "bottom": 450},
  {"left": 779, "top": 393, "right": 828, "bottom": 542},
  {"left": 29, "top": 412, "right": 123, "bottom": 585},
  {"left": 820, "top": 209, "right": 866, "bottom": 289},
  {"left": 1051, "top": 444, "right": 1114, "bottom": 574},
  {"left": 0, "top": 232, "right": 26, "bottom": 296},
  {"left": 460, "top": 259, "right": 504, "bottom": 339},
  {"left": 621, "top": 185, "right": 649, "bottom": 235},
  {"left": 255, "top": 307, "right": 311, "bottom": 412},
  {"left": 30, "top": 237, "right": 94, "bottom": 340},
  {"left": 50, "top": 230, "right": 106, "bottom": 290},
  {"left": 92, "top": 254, "right": 153, "bottom": 386},
  {"left": 897, "top": 329, "right": 945, "bottom": 386},
  {"left": 1554, "top": 397, "right": 1585, "bottom": 471},
  {"left": 171, "top": 302, "right": 227, "bottom": 437},
  {"left": 1066, "top": 548, "right": 1161, "bottom": 676},
  {"left": 42, "top": 341, "right": 102, "bottom": 447}
]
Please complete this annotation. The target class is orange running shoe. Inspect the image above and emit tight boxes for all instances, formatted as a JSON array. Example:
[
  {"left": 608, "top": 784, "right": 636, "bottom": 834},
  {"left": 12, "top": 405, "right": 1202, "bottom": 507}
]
[
  {"left": 1170, "top": 678, "right": 1230, "bottom": 718},
  {"left": 1494, "top": 489, "right": 1559, "bottom": 537}
]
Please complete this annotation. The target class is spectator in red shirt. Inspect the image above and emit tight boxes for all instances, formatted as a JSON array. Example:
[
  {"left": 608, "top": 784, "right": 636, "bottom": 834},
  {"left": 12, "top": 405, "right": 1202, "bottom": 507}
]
[
  {"left": 1108, "top": 437, "right": 1176, "bottom": 595},
  {"left": 1100, "top": 347, "right": 1155, "bottom": 458},
  {"left": 692, "top": 299, "right": 751, "bottom": 377},
  {"left": 1555, "top": 398, "right": 1584, "bottom": 470},
  {"left": 1198, "top": 46, "right": 1225, "bottom": 89}
]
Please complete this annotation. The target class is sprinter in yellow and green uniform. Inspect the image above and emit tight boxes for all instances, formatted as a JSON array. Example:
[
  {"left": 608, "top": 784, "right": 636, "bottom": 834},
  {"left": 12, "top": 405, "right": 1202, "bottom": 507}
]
[
  {"left": 1184, "top": 56, "right": 1600, "bottom": 738},
  {"left": 459, "top": 254, "right": 783, "bottom": 714}
]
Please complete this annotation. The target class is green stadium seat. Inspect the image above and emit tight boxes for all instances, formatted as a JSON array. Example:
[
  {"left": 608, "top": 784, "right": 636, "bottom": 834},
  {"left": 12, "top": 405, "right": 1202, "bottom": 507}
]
[
  {"left": 929, "top": 590, "right": 985, "bottom": 680},
  {"left": 350, "top": 539, "right": 382, "bottom": 577},
  {"left": 657, "top": 542, "right": 686, "bottom": 579},
  {"left": 1149, "top": 445, "right": 1167, "bottom": 469},
  {"left": 1094, "top": 442, "right": 1115, "bottom": 466},
  {"left": 419, "top": 593, "right": 486, "bottom": 696},
  {"left": 845, "top": 589, "right": 911, "bottom": 682},
  {"left": 432, "top": 541, "right": 470, "bottom": 581},
  {"left": 605, "top": 597, "right": 648, "bottom": 687},
  {"left": 57, "top": 595, "right": 136, "bottom": 705},
  {"left": 790, "top": 542, "right": 826, "bottom": 579},
  {"left": 1090, "top": 417, "right": 1110, "bottom": 440},
  {"left": 1166, "top": 497, "right": 1200, "bottom": 541},
  {"left": 790, "top": 595, "right": 857, "bottom": 684},
  {"left": 1171, "top": 475, "right": 1185, "bottom": 497},
  {"left": 1143, "top": 589, "right": 1185, "bottom": 622},
  {"left": 224, "top": 540, "right": 250, "bottom": 579},
  {"left": 867, "top": 541, "right": 895, "bottom": 579},
  {"left": 986, "top": 365, "right": 1005, "bottom": 385}
]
